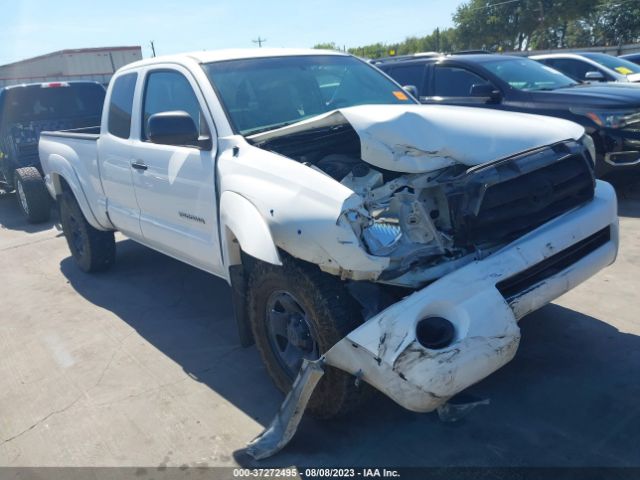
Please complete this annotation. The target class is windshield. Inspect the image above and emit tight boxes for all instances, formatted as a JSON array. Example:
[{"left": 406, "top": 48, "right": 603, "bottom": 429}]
[
  {"left": 2, "top": 83, "right": 105, "bottom": 124},
  {"left": 483, "top": 57, "right": 578, "bottom": 91},
  {"left": 203, "top": 55, "right": 415, "bottom": 135},
  {"left": 582, "top": 52, "right": 640, "bottom": 75}
]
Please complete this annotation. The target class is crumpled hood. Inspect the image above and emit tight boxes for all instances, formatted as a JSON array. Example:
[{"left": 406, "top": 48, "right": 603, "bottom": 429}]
[{"left": 249, "top": 104, "right": 585, "bottom": 173}]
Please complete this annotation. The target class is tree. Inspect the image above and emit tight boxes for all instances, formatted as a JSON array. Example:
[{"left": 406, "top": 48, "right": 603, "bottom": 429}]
[
  {"left": 314, "top": 0, "right": 640, "bottom": 58},
  {"left": 453, "top": 0, "right": 598, "bottom": 51},
  {"left": 313, "top": 42, "right": 340, "bottom": 51},
  {"left": 595, "top": 0, "right": 640, "bottom": 46}
]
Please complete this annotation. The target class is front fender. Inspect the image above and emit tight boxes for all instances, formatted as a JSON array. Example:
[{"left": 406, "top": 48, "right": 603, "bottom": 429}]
[{"left": 220, "top": 190, "right": 281, "bottom": 267}]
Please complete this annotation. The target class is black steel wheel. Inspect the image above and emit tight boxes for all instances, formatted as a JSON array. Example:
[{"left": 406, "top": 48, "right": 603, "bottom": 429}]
[
  {"left": 59, "top": 191, "right": 115, "bottom": 273},
  {"left": 248, "top": 255, "right": 370, "bottom": 419}
]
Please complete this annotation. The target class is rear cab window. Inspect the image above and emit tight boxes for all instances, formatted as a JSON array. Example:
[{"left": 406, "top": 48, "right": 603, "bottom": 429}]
[
  {"left": 108, "top": 73, "right": 138, "bottom": 139},
  {"left": 2, "top": 83, "right": 105, "bottom": 125}
]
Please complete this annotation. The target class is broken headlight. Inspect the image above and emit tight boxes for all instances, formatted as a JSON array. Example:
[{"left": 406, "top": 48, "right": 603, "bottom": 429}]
[{"left": 362, "top": 221, "right": 402, "bottom": 256}]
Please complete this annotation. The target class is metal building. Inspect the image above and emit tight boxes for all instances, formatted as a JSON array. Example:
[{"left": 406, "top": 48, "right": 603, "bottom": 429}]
[{"left": 0, "top": 46, "right": 143, "bottom": 87}]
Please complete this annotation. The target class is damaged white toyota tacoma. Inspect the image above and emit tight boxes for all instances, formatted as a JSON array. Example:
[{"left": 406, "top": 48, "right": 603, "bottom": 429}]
[{"left": 39, "top": 49, "right": 618, "bottom": 457}]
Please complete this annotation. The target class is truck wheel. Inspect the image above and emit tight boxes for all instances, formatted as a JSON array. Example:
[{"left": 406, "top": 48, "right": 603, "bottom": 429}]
[
  {"left": 59, "top": 191, "right": 115, "bottom": 273},
  {"left": 248, "top": 256, "right": 368, "bottom": 419},
  {"left": 14, "top": 167, "right": 52, "bottom": 223}
]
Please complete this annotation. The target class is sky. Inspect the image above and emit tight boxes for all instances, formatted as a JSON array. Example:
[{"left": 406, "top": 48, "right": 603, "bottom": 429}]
[{"left": 0, "top": 0, "right": 466, "bottom": 65}]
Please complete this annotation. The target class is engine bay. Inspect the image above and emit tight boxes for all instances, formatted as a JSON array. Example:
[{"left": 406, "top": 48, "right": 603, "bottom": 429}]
[{"left": 251, "top": 124, "right": 595, "bottom": 287}]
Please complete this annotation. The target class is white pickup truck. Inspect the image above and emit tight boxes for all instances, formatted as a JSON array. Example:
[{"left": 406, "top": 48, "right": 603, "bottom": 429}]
[{"left": 39, "top": 49, "right": 618, "bottom": 457}]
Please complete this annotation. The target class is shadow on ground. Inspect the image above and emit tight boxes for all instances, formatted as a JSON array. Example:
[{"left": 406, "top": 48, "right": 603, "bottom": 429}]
[
  {"left": 0, "top": 191, "right": 57, "bottom": 233},
  {"left": 60, "top": 238, "right": 640, "bottom": 467},
  {"left": 610, "top": 177, "right": 640, "bottom": 218}
]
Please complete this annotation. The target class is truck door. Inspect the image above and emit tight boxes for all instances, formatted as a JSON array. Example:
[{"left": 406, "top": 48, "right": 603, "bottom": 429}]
[
  {"left": 130, "top": 67, "right": 222, "bottom": 273},
  {"left": 99, "top": 72, "right": 143, "bottom": 237}
]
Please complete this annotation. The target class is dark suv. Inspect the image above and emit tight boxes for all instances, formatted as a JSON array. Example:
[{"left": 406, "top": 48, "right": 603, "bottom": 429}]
[
  {"left": 375, "top": 54, "right": 640, "bottom": 178},
  {"left": 0, "top": 81, "right": 105, "bottom": 222}
]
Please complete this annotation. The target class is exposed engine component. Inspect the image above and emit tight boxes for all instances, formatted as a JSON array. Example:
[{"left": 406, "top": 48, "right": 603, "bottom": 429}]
[
  {"left": 340, "top": 163, "right": 383, "bottom": 197},
  {"left": 253, "top": 125, "right": 596, "bottom": 288}
]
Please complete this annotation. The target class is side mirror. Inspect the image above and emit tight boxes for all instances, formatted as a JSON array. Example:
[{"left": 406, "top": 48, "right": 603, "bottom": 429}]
[
  {"left": 402, "top": 85, "right": 419, "bottom": 98},
  {"left": 584, "top": 71, "right": 605, "bottom": 81},
  {"left": 148, "top": 111, "right": 207, "bottom": 148},
  {"left": 470, "top": 83, "right": 502, "bottom": 102}
]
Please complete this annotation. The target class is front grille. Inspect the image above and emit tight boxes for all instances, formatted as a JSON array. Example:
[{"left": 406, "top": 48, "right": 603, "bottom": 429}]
[
  {"left": 496, "top": 226, "right": 611, "bottom": 301},
  {"left": 454, "top": 147, "right": 595, "bottom": 245}
]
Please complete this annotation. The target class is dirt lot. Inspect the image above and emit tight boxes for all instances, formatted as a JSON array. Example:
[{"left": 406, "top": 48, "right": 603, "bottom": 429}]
[{"left": 0, "top": 181, "right": 639, "bottom": 469}]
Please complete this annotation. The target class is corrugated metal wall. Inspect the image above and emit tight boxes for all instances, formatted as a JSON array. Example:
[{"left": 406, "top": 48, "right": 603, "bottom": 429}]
[{"left": 0, "top": 47, "right": 142, "bottom": 87}]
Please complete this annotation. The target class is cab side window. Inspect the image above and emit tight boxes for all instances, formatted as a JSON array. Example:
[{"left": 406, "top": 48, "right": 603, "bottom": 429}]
[
  {"left": 108, "top": 73, "right": 137, "bottom": 139},
  {"left": 386, "top": 64, "right": 426, "bottom": 93},
  {"left": 543, "top": 58, "right": 596, "bottom": 81},
  {"left": 433, "top": 66, "right": 490, "bottom": 97},
  {"left": 142, "top": 70, "right": 208, "bottom": 141}
]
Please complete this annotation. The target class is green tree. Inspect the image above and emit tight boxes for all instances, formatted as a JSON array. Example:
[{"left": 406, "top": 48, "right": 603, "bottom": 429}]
[
  {"left": 453, "top": 0, "right": 598, "bottom": 51},
  {"left": 313, "top": 42, "right": 340, "bottom": 51},
  {"left": 595, "top": 0, "right": 640, "bottom": 46},
  {"left": 315, "top": 0, "right": 640, "bottom": 58}
]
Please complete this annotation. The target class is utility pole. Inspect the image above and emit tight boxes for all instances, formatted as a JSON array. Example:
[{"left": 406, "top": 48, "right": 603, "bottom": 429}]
[
  {"left": 150, "top": 41, "right": 156, "bottom": 58},
  {"left": 252, "top": 37, "right": 267, "bottom": 48}
]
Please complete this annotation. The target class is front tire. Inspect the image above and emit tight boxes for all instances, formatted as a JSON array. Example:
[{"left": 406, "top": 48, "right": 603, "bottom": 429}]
[
  {"left": 14, "top": 167, "right": 52, "bottom": 223},
  {"left": 59, "top": 191, "right": 115, "bottom": 272},
  {"left": 248, "top": 256, "right": 368, "bottom": 419}
]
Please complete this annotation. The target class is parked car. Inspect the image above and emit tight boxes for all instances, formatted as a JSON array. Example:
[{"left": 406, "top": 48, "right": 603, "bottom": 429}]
[
  {"left": 39, "top": 49, "right": 618, "bottom": 457},
  {"left": 0, "top": 81, "right": 105, "bottom": 222},
  {"left": 531, "top": 52, "right": 640, "bottom": 84},
  {"left": 375, "top": 53, "right": 640, "bottom": 177},
  {"left": 620, "top": 52, "right": 640, "bottom": 66}
]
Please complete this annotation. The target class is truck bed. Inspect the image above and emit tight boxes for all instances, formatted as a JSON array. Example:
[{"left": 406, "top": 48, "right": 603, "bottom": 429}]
[{"left": 39, "top": 128, "right": 108, "bottom": 228}]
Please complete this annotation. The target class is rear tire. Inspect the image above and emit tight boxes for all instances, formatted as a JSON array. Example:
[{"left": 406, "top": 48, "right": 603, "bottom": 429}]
[
  {"left": 248, "top": 256, "right": 369, "bottom": 419},
  {"left": 59, "top": 191, "right": 115, "bottom": 272},
  {"left": 14, "top": 167, "right": 51, "bottom": 223}
]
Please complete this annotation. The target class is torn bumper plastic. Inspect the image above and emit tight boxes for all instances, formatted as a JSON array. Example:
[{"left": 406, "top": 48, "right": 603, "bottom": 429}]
[
  {"left": 248, "top": 180, "right": 618, "bottom": 458},
  {"left": 328, "top": 180, "right": 618, "bottom": 412}
]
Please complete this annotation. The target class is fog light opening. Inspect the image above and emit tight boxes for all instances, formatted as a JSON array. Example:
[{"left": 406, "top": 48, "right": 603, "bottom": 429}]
[{"left": 416, "top": 317, "right": 455, "bottom": 350}]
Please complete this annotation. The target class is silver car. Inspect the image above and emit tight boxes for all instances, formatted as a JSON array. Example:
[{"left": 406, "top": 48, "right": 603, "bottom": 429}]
[{"left": 531, "top": 52, "right": 640, "bottom": 84}]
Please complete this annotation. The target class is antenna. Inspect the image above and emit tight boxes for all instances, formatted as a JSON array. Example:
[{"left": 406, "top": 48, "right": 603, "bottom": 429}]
[
  {"left": 252, "top": 37, "right": 267, "bottom": 48},
  {"left": 150, "top": 41, "right": 156, "bottom": 58}
]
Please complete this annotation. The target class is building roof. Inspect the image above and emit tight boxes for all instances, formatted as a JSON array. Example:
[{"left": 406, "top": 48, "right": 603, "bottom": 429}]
[{"left": 0, "top": 46, "right": 141, "bottom": 69}]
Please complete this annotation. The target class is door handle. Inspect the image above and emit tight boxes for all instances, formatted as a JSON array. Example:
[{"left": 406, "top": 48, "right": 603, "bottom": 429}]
[{"left": 131, "top": 160, "right": 148, "bottom": 171}]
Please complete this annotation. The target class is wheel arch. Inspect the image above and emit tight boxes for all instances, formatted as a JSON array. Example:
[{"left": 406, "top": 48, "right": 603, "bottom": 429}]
[
  {"left": 220, "top": 191, "right": 282, "bottom": 349},
  {"left": 220, "top": 190, "right": 282, "bottom": 270},
  {"left": 50, "top": 171, "right": 106, "bottom": 231}
]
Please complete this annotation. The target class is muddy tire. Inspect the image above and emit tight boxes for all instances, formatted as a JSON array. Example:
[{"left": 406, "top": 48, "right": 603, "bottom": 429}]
[
  {"left": 14, "top": 167, "right": 52, "bottom": 223},
  {"left": 248, "top": 256, "right": 369, "bottom": 419},
  {"left": 59, "top": 191, "right": 115, "bottom": 273}
]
